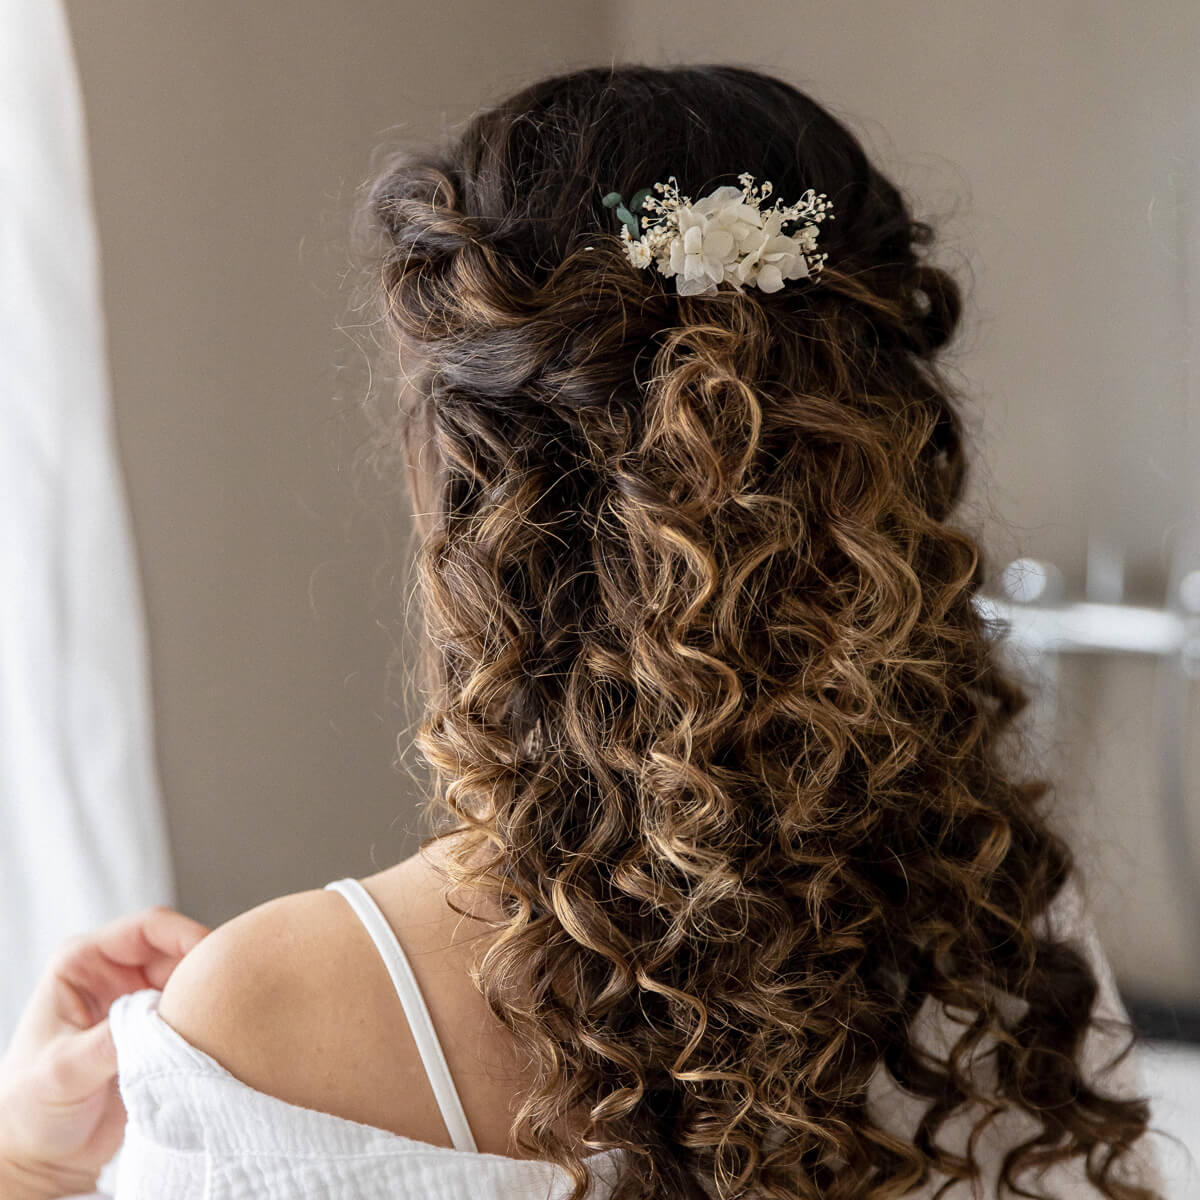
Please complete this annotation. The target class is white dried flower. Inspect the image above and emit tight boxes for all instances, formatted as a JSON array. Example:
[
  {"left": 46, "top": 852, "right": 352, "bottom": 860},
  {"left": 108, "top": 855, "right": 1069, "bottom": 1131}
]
[{"left": 620, "top": 227, "right": 653, "bottom": 269}]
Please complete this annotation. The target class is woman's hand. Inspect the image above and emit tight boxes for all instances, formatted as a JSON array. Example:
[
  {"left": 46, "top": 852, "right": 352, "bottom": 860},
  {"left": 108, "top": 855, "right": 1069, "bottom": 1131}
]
[{"left": 0, "top": 906, "right": 209, "bottom": 1199}]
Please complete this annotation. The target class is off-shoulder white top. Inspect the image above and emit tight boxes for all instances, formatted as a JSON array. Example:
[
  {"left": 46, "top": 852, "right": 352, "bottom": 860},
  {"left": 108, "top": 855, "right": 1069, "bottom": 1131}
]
[{"left": 100, "top": 878, "right": 625, "bottom": 1199}]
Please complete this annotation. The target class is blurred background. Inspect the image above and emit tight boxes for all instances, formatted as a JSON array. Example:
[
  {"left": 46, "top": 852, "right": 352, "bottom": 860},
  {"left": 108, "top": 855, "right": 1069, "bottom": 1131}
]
[{"left": 3, "top": 0, "right": 1198, "bottom": 1189}]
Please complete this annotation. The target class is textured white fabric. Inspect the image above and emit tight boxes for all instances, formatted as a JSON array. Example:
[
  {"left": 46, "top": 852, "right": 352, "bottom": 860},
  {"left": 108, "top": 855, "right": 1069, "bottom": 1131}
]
[
  {"left": 0, "top": 0, "right": 173, "bottom": 1048},
  {"left": 99, "top": 988, "right": 626, "bottom": 1200},
  {"left": 87, "top": 876, "right": 1163, "bottom": 1199}
]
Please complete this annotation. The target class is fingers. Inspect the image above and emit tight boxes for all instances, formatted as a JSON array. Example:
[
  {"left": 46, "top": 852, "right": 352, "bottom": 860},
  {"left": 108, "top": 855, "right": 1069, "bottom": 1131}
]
[
  {"left": 51, "top": 907, "right": 211, "bottom": 1021},
  {"left": 89, "top": 906, "right": 210, "bottom": 965},
  {"left": 41, "top": 1018, "right": 118, "bottom": 1104}
]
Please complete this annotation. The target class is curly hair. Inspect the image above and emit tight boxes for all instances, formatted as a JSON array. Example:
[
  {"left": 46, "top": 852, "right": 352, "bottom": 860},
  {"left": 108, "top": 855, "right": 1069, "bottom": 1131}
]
[{"left": 351, "top": 63, "right": 1159, "bottom": 1200}]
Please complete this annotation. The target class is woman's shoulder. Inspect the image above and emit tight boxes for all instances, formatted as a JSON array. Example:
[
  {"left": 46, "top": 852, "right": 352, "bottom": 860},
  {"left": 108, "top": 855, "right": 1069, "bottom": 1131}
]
[
  {"left": 144, "top": 854, "right": 470, "bottom": 1146},
  {"left": 152, "top": 845, "right": 462, "bottom": 1064},
  {"left": 154, "top": 882, "right": 359, "bottom": 1080}
]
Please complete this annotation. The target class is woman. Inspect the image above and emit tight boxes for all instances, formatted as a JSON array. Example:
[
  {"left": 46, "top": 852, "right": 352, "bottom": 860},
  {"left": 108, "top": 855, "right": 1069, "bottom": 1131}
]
[{"left": 0, "top": 63, "right": 1165, "bottom": 1199}]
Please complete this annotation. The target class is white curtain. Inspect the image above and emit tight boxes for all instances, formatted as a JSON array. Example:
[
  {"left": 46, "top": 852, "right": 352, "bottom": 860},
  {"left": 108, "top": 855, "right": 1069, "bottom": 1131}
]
[{"left": 0, "top": 0, "right": 174, "bottom": 1044}]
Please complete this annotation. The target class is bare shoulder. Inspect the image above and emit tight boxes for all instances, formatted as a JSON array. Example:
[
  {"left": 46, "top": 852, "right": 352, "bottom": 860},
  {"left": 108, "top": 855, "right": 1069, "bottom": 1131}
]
[
  {"left": 154, "top": 845, "right": 537, "bottom": 1151},
  {"left": 157, "top": 884, "right": 373, "bottom": 1098},
  {"left": 153, "top": 856, "right": 496, "bottom": 1145}
]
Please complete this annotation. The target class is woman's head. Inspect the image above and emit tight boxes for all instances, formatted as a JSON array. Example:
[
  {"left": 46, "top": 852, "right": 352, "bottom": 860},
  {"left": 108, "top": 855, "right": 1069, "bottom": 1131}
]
[
  {"left": 366, "top": 64, "right": 960, "bottom": 519},
  {"left": 355, "top": 64, "right": 1155, "bottom": 1200}
]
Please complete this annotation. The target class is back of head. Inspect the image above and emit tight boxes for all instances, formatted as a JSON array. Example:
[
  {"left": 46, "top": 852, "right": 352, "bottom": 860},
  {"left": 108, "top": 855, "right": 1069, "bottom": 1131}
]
[{"left": 355, "top": 63, "right": 1155, "bottom": 1200}]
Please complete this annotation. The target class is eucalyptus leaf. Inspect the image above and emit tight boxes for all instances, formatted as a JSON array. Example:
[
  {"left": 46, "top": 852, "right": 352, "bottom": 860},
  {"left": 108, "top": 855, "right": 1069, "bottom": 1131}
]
[
  {"left": 629, "top": 187, "right": 652, "bottom": 212},
  {"left": 615, "top": 205, "right": 640, "bottom": 239},
  {"left": 601, "top": 191, "right": 624, "bottom": 208}
]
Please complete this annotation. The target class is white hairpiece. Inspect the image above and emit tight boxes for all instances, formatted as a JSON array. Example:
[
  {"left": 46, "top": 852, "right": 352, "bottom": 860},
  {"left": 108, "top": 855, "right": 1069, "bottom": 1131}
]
[{"left": 601, "top": 173, "right": 834, "bottom": 297}]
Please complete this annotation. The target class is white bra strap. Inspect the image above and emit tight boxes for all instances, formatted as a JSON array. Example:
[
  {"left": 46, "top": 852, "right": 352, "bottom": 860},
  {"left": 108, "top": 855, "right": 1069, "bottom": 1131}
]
[{"left": 324, "top": 877, "right": 479, "bottom": 1153}]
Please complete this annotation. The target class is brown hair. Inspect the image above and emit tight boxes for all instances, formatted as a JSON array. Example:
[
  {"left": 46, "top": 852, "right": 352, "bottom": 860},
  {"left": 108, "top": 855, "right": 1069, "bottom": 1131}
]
[{"left": 352, "top": 63, "right": 1158, "bottom": 1200}]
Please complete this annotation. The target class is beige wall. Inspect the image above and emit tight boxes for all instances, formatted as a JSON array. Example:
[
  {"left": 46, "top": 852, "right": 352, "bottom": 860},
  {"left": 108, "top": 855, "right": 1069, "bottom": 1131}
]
[
  {"left": 67, "top": 3, "right": 1199, "bottom": 1001},
  {"left": 64, "top": 3, "right": 608, "bottom": 928}
]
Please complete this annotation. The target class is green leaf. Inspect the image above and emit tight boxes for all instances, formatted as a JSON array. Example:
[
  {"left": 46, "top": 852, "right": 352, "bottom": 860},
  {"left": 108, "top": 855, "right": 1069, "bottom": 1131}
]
[
  {"left": 629, "top": 187, "right": 652, "bottom": 212},
  {"left": 601, "top": 191, "right": 624, "bottom": 208},
  {"left": 615, "top": 205, "right": 640, "bottom": 239}
]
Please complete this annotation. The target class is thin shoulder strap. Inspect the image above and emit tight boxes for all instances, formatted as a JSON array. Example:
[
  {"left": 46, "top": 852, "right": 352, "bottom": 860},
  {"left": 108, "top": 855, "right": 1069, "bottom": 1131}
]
[{"left": 324, "top": 877, "right": 479, "bottom": 1153}]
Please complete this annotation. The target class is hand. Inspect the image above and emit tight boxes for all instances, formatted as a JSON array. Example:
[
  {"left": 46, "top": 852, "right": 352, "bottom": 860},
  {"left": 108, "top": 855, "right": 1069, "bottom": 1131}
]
[{"left": 0, "top": 906, "right": 210, "bottom": 1199}]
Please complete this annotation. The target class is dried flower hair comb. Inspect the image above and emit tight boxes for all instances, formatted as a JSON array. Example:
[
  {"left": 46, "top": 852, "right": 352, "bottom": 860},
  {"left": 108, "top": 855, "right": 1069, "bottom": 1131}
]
[{"left": 599, "top": 173, "right": 833, "bottom": 296}]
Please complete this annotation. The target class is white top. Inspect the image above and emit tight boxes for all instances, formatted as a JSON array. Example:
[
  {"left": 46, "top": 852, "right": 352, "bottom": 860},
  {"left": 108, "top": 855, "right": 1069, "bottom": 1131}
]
[{"left": 95, "top": 875, "right": 1162, "bottom": 1198}]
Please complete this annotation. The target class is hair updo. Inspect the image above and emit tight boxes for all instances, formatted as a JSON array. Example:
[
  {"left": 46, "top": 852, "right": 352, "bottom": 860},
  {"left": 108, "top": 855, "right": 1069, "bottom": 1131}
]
[{"left": 352, "top": 63, "right": 1157, "bottom": 1200}]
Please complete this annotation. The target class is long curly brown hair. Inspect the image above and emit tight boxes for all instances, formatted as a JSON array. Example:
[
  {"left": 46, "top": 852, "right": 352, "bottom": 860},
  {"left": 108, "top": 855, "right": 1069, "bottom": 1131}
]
[{"left": 350, "top": 63, "right": 1159, "bottom": 1200}]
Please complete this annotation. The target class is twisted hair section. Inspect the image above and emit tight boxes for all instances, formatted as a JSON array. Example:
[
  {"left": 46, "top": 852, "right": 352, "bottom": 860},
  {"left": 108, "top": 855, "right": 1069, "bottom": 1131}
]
[{"left": 356, "top": 64, "right": 1158, "bottom": 1200}]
